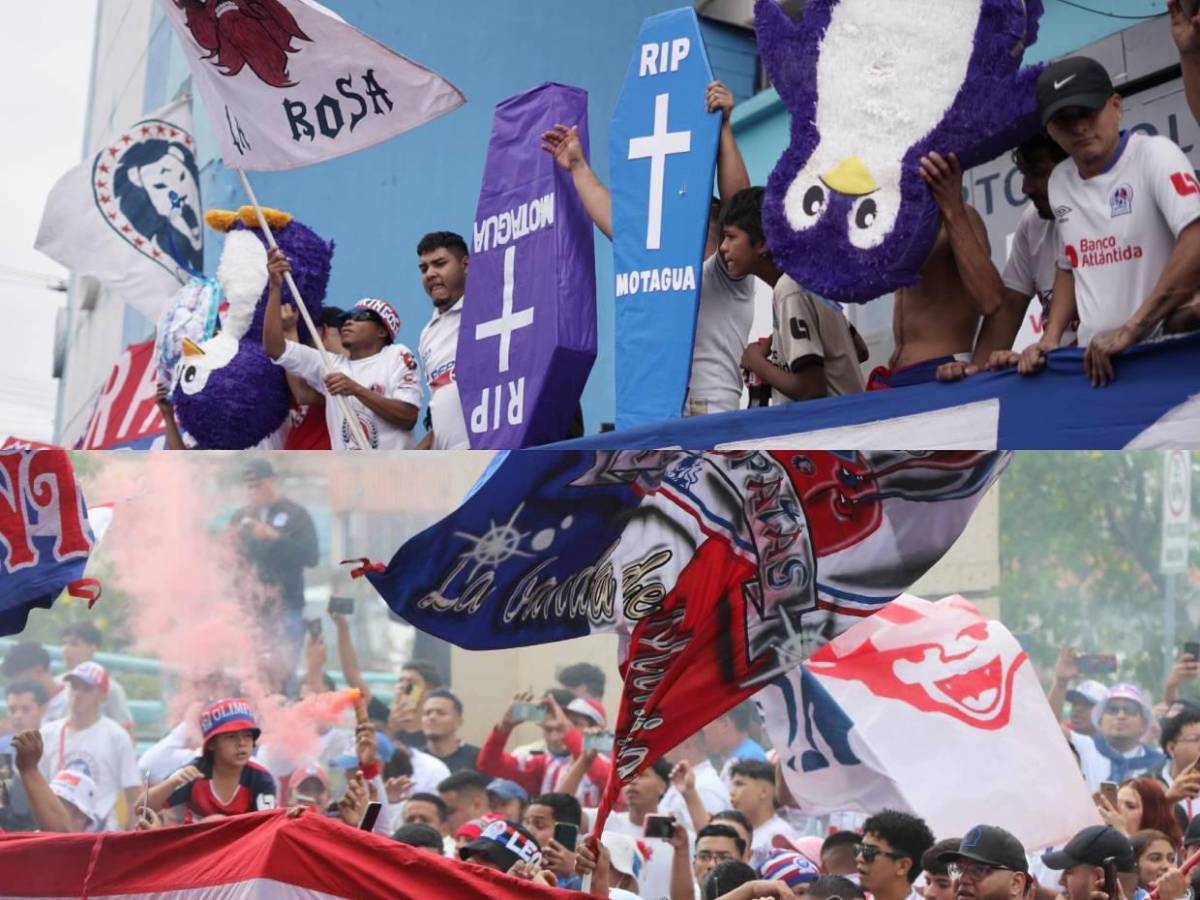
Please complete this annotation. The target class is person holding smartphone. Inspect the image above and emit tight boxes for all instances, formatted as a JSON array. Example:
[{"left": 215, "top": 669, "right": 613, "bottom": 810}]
[
  {"left": 1157, "top": 705, "right": 1200, "bottom": 823},
  {"left": 521, "top": 792, "right": 583, "bottom": 889},
  {"left": 476, "top": 692, "right": 609, "bottom": 809}
]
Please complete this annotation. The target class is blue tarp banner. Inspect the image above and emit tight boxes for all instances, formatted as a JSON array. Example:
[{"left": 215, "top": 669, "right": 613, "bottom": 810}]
[
  {"left": 610, "top": 8, "right": 720, "bottom": 430},
  {"left": 560, "top": 334, "right": 1200, "bottom": 450}
]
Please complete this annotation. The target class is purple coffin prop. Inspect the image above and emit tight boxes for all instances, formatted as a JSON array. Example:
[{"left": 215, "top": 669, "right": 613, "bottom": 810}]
[
  {"left": 456, "top": 82, "right": 597, "bottom": 448},
  {"left": 755, "top": 0, "right": 1045, "bottom": 303}
]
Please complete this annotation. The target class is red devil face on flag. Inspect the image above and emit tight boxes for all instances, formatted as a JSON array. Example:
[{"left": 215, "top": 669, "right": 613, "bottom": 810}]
[
  {"left": 175, "top": 0, "right": 311, "bottom": 88},
  {"left": 809, "top": 600, "right": 1028, "bottom": 730}
]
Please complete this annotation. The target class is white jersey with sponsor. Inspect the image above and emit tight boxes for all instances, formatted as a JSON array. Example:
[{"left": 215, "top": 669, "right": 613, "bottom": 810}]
[
  {"left": 1050, "top": 132, "right": 1200, "bottom": 345},
  {"left": 419, "top": 298, "right": 469, "bottom": 450},
  {"left": 686, "top": 253, "right": 756, "bottom": 415},
  {"left": 39, "top": 716, "right": 140, "bottom": 830},
  {"left": 275, "top": 340, "right": 422, "bottom": 450},
  {"left": 1002, "top": 204, "right": 1076, "bottom": 347}
]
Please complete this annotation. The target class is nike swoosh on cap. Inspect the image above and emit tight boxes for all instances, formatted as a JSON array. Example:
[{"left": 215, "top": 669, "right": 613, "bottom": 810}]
[{"left": 1054, "top": 75, "right": 1077, "bottom": 91}]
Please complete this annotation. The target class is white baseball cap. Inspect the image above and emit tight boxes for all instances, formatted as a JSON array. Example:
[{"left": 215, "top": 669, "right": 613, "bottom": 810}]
[
  {"left": 50, "top": 768, "right": 99, "bottom": 829},
  {"left": 602, "top": 832, "right": 646, "bottom": 885}
]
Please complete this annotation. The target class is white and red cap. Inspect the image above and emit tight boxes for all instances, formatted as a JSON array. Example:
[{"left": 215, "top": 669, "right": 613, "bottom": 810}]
[
  {"left": 566, "top": 697, "right": 608, "bottom": 729},
  {"left": 602, "top": 832, "right": 648, "bottom": 883},
  {"left": 199, "top": 698, "right": 261, "bottom": 747},
  {"left": 50, "top": 768, "right": 99, "bottom": 828},
  {"left": 290, "top": 762, "right": 330, "bottom": 791},
  {"left": 64, "top": 661, "right": 110, "bottom": 695},
  {"left": 346, "top": 298, "right": 401, "bottom": 342}
]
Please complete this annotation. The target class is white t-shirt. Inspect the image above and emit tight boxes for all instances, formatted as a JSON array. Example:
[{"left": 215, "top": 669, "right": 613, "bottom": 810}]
[
  {"left": 44, "top": 677, "right": 133, "bottom": 729},
  {"left": 275, "top": 341, "right": 422, "bottom": 450},
  {"left": 748, "top": 813, "right": 800, "bottom": 869},
  {"left": 39, "top": 716, "right": 140, "bottom": 829},
  {"left": 1002, "top": 204, "right": 1076, "bottom": 347},
  {"left": 659, "top": 760, "right": 730, "bottom": 834},
  {"left": 686, "top": 253, "right": 756, "bottom": 415},
  {"left": 1050, "top": 132, "right": 1200, "bottom": 345},
  {"left": 419, "top": 299, "right": 469, "bottom": 450}
]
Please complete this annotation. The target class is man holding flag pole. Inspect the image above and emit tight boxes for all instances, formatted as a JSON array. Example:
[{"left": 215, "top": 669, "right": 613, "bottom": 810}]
[{"left": 154, "top": 0, "right": 466, "bottom": 449}]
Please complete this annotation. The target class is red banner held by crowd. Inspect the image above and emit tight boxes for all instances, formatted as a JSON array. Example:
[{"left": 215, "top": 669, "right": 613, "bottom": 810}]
[{"left": 0, "top": 810, "right": 581, "bottom": 899}]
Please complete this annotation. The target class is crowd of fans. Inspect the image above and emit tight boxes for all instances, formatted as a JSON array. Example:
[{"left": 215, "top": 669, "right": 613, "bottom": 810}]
[
  {"left": 152, "top": 9, "right": 1200, "bottom": 452},
  {"left": 4, "top": 623, "right": 1200, "bottom": 900}
]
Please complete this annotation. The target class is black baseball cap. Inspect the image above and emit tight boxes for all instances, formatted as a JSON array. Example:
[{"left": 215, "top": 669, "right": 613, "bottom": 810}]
[
  {"left": 460, "top": 819, "right": 542, "bottom": 871},
  {"left": 940, "top": 825, "right": 1029, "bottom": 873},
  {"left": 1041, "top": 826, "right": 1135, "bottom": 872},
  {"left": 241, "top": 459, "right": 276, "bottom": 482},
  {"left": 1037, "top": 57, "right": 1116, "bottom": 127}
]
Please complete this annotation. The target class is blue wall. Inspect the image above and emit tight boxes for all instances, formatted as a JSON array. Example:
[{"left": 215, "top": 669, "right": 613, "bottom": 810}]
[{"left": 143, "top": 0, "right": 683, "bottom": 434}]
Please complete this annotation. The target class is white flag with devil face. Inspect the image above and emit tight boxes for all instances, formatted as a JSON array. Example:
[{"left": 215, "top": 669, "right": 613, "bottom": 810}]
[
  {"left": 35, "top": 96, "right": 201, "bottom": 319},
  {"left": 157, "top": 0, "right": 465, "bottom": 171}
]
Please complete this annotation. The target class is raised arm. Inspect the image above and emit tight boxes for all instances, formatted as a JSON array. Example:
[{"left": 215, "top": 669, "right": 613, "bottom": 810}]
[
  {"left": 262, "top": 248, "right": 291, "bottom": 361},
  {"left": 542, "top": 125, "right": 613, "bottom": 240},
  {"left": 280, "top": 303, "right": 325, "bottom": 405},
  {"left": 12, "top": 731, "right": 72, "bottom": 833},
  {"left": 332, "top": 613, "right": 370, "bottom": 700},
  {"left": 708, "top": 81, "right": 751, "bottom": 203},
  {"left": 920, "top": 152, "right": 1001, "bottom": 316}
]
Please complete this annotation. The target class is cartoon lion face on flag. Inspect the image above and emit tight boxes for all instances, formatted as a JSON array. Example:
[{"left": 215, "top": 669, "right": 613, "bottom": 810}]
[{"left": 174, "top": 0, "right": 311, "bottom": 88}]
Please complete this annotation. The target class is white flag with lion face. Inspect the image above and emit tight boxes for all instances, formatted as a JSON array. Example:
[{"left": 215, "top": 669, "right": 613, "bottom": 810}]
[
  {"left": 157, "top": 0, "right": 465, "bottom": 172},
  {"left": 35, "top": 96, "right": 201, "bottom": 319}
]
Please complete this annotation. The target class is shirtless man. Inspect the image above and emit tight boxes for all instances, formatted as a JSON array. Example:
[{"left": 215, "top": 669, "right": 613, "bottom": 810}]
[{"left": 869, "top": 191, "right": 992, "bottom": 389}]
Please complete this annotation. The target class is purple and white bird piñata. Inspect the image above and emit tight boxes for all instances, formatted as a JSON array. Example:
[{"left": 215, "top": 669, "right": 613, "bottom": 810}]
[
  {"left": 754, "top": 0, "right": 1044, "bottom": 303},
  {"left": 172, "top": 206, "right": 334, "bottom": 449}
]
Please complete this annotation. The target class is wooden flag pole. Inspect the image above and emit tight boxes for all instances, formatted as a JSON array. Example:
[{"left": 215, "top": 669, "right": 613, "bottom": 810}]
[{"left": 236, "top": 169, "right": 370, "bottom": 451}]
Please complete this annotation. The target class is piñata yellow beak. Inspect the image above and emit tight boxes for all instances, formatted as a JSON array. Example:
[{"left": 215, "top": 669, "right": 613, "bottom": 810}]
[
  {"left": 181, "top": 337, "right": 206, "bottom": 358},
  {"left": 820, "top": 156, "right": 878, "bottom": 197}
]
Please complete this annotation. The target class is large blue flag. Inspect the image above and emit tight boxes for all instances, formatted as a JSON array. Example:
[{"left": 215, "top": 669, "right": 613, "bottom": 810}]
[
  {"left": 363, "top": 450, "right": 1007, "bottom": 831},
  {"left": 0, "top": 450, "right": 97, "bottom": 635}
]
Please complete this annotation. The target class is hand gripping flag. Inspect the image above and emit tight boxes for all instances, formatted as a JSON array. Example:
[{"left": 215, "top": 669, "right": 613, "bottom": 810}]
[
  {"left": 362, "top": 450, "right": 1008, "bottom": 831},
  {"left": 755, "top": 594, "right": 1100, "bottom": 850},
  {"left": 0, "top": 449, "right": 98, "bottom": 635},
  {"left": 35, "top": 96, "right": 201, "bottom": 318},
  {"left": 156, "top": 0, "right": 465, "bottom": 171}
]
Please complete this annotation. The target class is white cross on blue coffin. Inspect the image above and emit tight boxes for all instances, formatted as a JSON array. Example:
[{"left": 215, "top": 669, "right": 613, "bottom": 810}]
[
  {"left": 557, "top": 332, "right": 1200, "bottom": 450},
  {"left": 610, "top": 7, "right": 721, "bottom": 431},
  {"left": 457, "top": 82, "right": 597, "bottom": 448}
]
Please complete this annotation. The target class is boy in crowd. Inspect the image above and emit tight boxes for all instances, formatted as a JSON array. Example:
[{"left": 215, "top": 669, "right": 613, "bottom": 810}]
[
  {"left": 1019, "top": 56, "right": 1200, "bottom": 386},
  {"left": 542, "top": 81, "right": 757, "bottom": 415},
  {"left": 37, "top": 662, "right": 140, "bottom": 830},
  {"left": 416, "top": 231, "right": 471, "bottom": 450},
  {"left": 857, "top": 809, "right": 936, "bottom": 900},
  {"left": 42, "top": 623, "right": 134, "bottom": 734},
  {"left": 726, "top": 188, "right": 868, "bottom": 402},
  {"left": 729, "top": 760, "right": 798, "bottom": 868},
  {"left": 924, "top": 136, "right": 1074, "bottom": 382},
  {"left": 145, "top": 698, "right": 276, "bottom": 824},
  {"left": 264, "top": 248, "right": 421, "bottom": 449}
]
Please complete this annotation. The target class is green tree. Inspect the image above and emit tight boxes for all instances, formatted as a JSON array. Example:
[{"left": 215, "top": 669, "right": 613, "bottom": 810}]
[{"left": 999, "top": 451, "right": 1198, "bottom": 694}]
